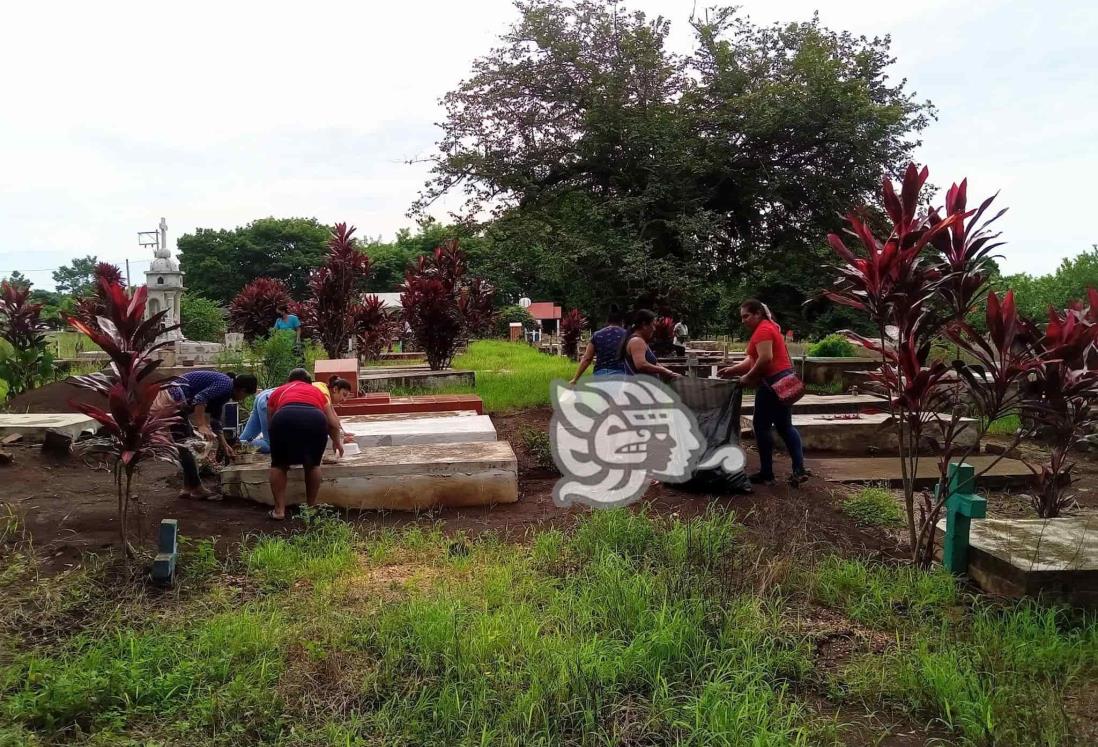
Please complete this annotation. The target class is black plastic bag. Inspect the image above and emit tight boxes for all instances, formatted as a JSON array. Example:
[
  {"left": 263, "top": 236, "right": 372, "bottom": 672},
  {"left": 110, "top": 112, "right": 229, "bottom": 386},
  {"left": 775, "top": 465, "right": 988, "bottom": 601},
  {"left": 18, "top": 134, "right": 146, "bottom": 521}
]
[{"left": 671, "top": 377, "right": 752, "bottom": 494}]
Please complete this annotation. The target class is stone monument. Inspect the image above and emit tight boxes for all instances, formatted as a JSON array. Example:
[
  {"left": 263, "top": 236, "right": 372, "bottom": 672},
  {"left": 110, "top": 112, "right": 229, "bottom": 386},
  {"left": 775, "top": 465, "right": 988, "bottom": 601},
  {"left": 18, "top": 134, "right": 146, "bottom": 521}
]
[
  {"left": 144, "top": 218, "right": 223, "bottom": 365},
  {"left": 146, "top": 218, "right": 184, "bottom": 342}
]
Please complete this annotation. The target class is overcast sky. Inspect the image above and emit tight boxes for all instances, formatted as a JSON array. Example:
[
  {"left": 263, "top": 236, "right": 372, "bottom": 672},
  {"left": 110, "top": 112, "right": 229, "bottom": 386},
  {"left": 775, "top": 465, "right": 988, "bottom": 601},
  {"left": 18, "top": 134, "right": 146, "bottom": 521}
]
[{"left": 1, "top": 0, "right": 1095, "bottom": 291}]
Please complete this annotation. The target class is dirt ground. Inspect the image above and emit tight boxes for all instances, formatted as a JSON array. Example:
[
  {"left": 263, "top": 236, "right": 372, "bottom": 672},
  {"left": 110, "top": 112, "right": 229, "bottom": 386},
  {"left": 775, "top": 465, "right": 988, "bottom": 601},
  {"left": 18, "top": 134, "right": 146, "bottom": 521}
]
[{"left": 3, "top": 382, "right": 1096, "bottom": 574}]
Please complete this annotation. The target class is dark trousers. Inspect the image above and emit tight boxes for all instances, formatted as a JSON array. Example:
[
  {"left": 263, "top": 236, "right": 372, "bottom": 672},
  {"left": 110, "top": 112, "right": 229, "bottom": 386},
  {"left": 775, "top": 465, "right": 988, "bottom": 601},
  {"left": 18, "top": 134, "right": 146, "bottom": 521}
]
[
  {"left": 171, "top": 417, "right": 224, "bottom": 490},
  {"left": 753, "top": 378, "right": 804, "bottom": 477},
  {"left": 171, "top": 421, "right": 201, "bottom": 490}
]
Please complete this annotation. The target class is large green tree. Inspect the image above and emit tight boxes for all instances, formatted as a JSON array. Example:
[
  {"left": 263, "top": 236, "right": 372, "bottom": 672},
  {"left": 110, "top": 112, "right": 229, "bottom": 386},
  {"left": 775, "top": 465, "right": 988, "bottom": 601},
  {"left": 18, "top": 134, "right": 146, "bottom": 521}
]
[
  {"left": 363, "top": 219, "right": 492, "bottom": 294},
  {"left": 414, "top": 1, "right": 932, "bottom": 336},
  {"left": 51, "top": 255, "right": 99, "bottom": 296},
  {"left": 177, "top": 217, "right": 331, "bottom": 304}
]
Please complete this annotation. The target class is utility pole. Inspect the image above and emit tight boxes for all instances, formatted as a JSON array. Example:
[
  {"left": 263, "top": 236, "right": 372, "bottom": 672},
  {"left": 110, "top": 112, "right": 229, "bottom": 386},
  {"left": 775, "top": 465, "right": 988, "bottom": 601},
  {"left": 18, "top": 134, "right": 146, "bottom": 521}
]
[{"left": 125, "top": 259, "right": 131, "bottom": 289}]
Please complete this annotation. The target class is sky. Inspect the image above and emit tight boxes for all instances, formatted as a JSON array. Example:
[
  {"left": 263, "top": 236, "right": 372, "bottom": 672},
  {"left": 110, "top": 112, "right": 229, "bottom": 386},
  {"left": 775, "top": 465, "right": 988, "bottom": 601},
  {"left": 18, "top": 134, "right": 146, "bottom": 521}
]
[{"left": 1, "top": 0, "right": 1095, "bottom": 291}]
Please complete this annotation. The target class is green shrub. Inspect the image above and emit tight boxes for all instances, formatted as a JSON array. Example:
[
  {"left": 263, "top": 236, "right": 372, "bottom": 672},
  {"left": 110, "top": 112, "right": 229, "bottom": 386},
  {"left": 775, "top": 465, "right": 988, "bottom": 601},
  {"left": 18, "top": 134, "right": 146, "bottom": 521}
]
[
  {"left": 494, "top": 305, "right": 537, "bottom": 337},
  {"left": 180, "top": 295, "right": 227, "bottom": 342},
  {"left": 841, "top": 487, "right": 904, "bottom": 528},
  {"left": 807, "top": 333, "right": 857, "bottom": 357}
]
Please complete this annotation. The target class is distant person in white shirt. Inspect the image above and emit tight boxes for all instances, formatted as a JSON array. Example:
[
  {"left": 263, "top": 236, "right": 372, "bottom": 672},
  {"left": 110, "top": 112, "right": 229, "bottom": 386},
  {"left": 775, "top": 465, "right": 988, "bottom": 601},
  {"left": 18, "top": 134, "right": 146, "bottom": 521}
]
[{"left": 673, "top": 320, "right": 689, "bottom": 346}]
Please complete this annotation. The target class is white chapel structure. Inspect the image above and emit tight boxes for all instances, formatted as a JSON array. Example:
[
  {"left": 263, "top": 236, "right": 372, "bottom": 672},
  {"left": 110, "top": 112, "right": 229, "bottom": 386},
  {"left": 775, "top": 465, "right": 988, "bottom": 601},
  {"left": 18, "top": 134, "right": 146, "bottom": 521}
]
[
  {"left": 145, "top": 217, "right": 184, "bottom": 341},
  {"left": 143, "top": 217, "right": 225, "bottom": 363}
]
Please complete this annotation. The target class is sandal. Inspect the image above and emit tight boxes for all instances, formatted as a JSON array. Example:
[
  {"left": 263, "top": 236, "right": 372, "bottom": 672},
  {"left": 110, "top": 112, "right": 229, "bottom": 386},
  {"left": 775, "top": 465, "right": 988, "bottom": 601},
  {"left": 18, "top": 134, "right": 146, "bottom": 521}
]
[{"left": 267, "top": 510, "right": 286, "bottom": 521}]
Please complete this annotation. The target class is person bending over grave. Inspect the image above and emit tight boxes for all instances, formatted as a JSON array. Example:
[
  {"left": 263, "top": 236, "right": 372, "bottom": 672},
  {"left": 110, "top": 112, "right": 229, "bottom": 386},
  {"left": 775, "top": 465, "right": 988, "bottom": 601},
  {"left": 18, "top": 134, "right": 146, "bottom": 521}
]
[
  {"left": 717, "top": 299, "right": 807, "bottom": 487},
  {"left": 241, "top": 370, "right": 356, "bottom": 453},
  {"left": 620, "top": 309, "right": 681, "bottom": 381},
  {"left": 266, "top": 373, "right": 345, "bottom": 520},
  {"left": 569, "top": 305, "right": 628, "bottom": 383},
  {"left": 162, "top": 370, "right": 259, "bottom": 500}
]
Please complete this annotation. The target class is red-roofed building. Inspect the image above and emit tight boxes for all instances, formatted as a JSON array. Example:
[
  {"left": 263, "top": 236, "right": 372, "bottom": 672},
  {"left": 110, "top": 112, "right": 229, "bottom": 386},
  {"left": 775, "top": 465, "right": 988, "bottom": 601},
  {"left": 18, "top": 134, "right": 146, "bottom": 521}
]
[{"left": 526, "top": 301, "right": 562, "bottom": 335}]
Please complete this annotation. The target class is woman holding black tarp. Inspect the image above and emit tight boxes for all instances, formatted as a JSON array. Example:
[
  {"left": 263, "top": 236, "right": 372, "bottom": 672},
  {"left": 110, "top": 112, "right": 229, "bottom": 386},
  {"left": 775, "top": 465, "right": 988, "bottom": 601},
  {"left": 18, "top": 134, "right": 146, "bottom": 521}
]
[{"left": 718, "top": 299, "right": 807, "bottom": 487}]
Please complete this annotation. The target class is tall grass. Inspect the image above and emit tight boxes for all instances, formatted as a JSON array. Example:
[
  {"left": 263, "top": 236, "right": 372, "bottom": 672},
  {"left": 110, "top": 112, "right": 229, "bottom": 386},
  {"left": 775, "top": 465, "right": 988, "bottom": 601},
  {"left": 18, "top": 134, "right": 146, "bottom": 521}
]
[
  {"left": 395, "top": 340, "right": 580, "bottom": 413},
  {"left": 2, "top": 511, "right": 1096, "bottom": 745}
]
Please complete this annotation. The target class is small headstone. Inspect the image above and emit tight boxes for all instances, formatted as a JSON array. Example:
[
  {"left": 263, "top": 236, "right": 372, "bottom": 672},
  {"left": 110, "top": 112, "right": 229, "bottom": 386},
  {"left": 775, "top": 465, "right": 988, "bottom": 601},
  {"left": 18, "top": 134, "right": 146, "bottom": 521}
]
[
  {"left": 0, "top": 450, "right": 13, "bottom": 467},
  {"left": 151, "top": 519, "right": 179, "bottom": 586},
  {"left": 942, "top": 463, "right": 987, "bottom": 574},
  {"left": 41, "top": 429, "right": 73, "bottom": 457},
  {"left": 1, "top": 434, "right": 23, "bottom": 445}
]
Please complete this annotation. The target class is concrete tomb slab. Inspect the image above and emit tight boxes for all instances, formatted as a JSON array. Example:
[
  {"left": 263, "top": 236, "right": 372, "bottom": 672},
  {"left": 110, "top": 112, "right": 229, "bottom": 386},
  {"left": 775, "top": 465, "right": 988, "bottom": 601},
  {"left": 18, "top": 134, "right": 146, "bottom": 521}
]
[
  {"left": 743, "top": 411, "right": 978, "bottom": 452},
  {"left": 818, "top": 455, "right": 1032, "bottom": 488},
  {"left": 341, "top": 410, "right": 479, "bottom": 424},
  {"left": 0, "top": 414, "right": 98, "bottom": 442},
  {"left": 221, "top": 441, "right": 519, "bottom": 510},
  {"left": 741, "top": 393, "right": 888, "bottom": 416},
  {"left": 336, "top": 394, "right": 484, "bottom": 417},
  {"left": 936, "top": 516, "right": 1098, "bottom": 606},
  {"left": 342, "top": 414, "right": 497, "bottom": 447},
  {"left": 358, "top": 368, "right": 476, "bottom": 392}
]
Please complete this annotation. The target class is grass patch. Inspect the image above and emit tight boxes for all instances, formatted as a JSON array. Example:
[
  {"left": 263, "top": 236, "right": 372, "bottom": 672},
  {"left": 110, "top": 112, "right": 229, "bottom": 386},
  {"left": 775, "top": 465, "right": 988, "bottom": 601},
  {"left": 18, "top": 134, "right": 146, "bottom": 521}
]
[
  {"left": 392, "top": 340, "right": 581, "bottom": 413},
  {"left": 988, "top": 412, "right": 1021, "bottom": 436},
  {"left": 805, "top": 380, "right": 844, "bottom": 395},
  {"left": 3, "top": 509, "right": 1096, "bottom": 745},
  {"left": 841, "top": 486, "right": 904, "bottom": 528}
]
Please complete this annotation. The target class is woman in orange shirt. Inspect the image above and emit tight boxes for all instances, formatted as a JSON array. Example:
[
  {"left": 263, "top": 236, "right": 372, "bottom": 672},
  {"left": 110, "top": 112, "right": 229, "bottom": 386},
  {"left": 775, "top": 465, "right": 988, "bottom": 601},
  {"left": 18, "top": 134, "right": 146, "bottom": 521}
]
[
  {"left": 718, "top": 299, "right": 806, "bottom": 486},
  {"left": 266, "top": 372, "right": 345, "bottom": 520}
]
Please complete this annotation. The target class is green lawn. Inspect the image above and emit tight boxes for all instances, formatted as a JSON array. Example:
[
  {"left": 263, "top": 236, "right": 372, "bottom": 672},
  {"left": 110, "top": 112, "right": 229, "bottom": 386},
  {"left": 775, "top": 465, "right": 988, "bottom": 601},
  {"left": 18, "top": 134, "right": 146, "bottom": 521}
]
[
  {"left": 394, "top": 340, "right": 580, "bottom": 413},
  {"left": 2, "top": 508, "right": 1094, "bottom": 745}
]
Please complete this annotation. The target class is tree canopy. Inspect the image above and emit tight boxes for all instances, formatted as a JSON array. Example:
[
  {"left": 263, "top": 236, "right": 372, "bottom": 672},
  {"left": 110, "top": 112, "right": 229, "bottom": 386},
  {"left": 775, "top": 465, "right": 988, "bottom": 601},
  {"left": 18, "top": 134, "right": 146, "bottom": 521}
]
[
  {"left": 51, "top": 255, "right": 100, "bottom": 296},
  {"left": 995, "top": 245, "right": 1098, "bottom": 322},
  {"left": 414, "top": 0, "right": 932, "bottom": 336},
  {"left": 177, "top": 217, "right": 332, "bottom": 304}
]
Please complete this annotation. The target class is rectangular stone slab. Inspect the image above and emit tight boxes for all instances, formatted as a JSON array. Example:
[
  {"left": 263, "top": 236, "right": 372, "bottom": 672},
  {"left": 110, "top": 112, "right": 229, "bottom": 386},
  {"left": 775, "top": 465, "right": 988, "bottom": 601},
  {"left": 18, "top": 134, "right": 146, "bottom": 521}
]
[
  {"left": 935, "top": 516, "right": 1098, "bottom": 606},
  {"left": 0, "top": 414, "right": 98, "bottom": 442},
  {"left": 358, "top": 369, "right": 476, "bottom": 392},
  {"left": 741, "top": 393, "right": 888, "bottom": 416},
  {"left": 342, "top": 414, "right": 497, "bottom": 447},
  {"left": 336, "top": 394, "right": 484, "bottom": 416},
  {"left": 221, "top": 441, "right": 518, "bottom": 510},
  {"left": 341, "top": 410, "right": 479, "bottom": 424},
  {"left": 743, "top": 411, "right": 978, "bottom": 452},
  {"left": 818, "top": 455, "right": 1032, "bottom": 488}
]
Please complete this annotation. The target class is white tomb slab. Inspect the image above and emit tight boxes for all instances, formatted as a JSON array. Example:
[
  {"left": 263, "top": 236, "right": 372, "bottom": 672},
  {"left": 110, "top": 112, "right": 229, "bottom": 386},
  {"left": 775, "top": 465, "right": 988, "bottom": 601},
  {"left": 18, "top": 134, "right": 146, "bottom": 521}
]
[
  {"left": 341, "top": 410, "right": 479, "bottom": 424},
  {"left": 221, "top": 441, "right": 519, "bottom": 510},
  {"left": 341, "top": 414, "right": 497, "bottom": 448},
  {"left": 0, "top": 414, "right": 98, "bottom": 442}
]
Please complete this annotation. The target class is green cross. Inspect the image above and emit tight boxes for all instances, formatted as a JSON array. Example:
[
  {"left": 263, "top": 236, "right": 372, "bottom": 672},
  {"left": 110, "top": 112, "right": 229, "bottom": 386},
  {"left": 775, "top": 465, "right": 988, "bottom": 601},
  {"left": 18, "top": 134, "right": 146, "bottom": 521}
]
[{"left": 941, "top": 463, "right": 987, "bottom": 574}]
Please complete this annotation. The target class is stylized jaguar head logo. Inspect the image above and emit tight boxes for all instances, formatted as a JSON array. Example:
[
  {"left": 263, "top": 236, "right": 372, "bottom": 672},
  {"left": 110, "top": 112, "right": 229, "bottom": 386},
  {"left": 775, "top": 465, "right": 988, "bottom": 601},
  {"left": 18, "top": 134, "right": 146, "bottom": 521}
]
[{"left": 549, "top": 376, "right": 707, "bottom": 508}]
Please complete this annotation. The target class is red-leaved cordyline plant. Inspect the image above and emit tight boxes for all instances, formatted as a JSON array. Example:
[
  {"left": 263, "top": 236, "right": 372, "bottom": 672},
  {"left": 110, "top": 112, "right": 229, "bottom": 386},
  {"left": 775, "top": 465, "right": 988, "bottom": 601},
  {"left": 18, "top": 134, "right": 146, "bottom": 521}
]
[
  {"left": 402, "top": 267, "right": 465, "bottom": 370},
  {"left": 72, "top": 262, "right": 126, "bottom": 326},
  {"left": 458, "top": 277, "right": 498, "bottom": 338},
  {"left": 401, "top": 240, "right": 495, "bottom": 370},
  {"left": 65, "top": 278, "right": 181, "bottom": 556},
  {"left": 353, "top": 295, "right": 395, "bottom": 361},
  {"left": 0, "top": 280, "right": 50, "bottom": 397},
  {"left": 560, "top": 309, "right": 587, "bottom": 359},
  {"left": 229, "top": 277, "right": 294, "bottom": 341},
  {"left": 1017, "top": 298, "right": 1098, "bottom": 517},
  {"left": 825, "top": 163, "right": 1028, "bottom": 566},
  {"left": 303, "top": 223, "right": 371, "bottom": 359}
]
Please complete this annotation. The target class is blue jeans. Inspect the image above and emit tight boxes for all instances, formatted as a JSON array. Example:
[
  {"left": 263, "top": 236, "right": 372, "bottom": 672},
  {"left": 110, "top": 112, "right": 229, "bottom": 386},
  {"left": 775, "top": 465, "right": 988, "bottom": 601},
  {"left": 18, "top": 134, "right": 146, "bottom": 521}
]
[
  {"left": 239, "top": 391, "right": 272, "bottom": 454},
  {"left": 753, "top": 373, "right": 804, "bottom": 478}
]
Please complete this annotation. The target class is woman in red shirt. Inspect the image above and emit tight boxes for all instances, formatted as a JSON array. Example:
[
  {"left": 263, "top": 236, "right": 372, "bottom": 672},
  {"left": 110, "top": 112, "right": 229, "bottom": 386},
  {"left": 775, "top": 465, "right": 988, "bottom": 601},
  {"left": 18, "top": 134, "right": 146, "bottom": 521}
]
[
  {"left": 718, "top": 299, "right": 806, "bottom": 486},
  {"left": 266, "top": 370, "right": 345, "bottom": 519}
]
